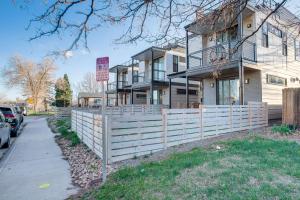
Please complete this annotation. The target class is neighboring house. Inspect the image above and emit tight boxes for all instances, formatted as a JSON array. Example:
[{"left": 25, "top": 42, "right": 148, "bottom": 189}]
[
  {"left": 77, "top": 92, "right": 102, "bottom": 108},
  {"left": 168, "top": 2, "right": 300, "bottom": 119},
  {"left": 106, "top": 43, "right": 201, "bottom": 108}
]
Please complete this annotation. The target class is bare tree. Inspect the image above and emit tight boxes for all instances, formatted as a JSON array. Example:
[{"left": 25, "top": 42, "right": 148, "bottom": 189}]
[
  {"left": 3, "top": 56, "right": 56, "bottom": 112},
  {"left": 24, "top": 0, "right": 299, "bottom": 53},
  {"left": 75, "top": 72, "right": 101, "bottom": 96}
]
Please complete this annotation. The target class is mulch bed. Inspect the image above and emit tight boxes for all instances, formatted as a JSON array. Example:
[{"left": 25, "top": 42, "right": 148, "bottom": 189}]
[
  {"left": 47, "top": 117, "right": 111, "bottom": 189},
  {"left": 55, "top": 136, "right": 103, "bottom": 188}
]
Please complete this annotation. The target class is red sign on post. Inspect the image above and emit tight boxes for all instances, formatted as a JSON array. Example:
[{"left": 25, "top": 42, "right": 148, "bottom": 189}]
[{"left": 96, "top": 57, "right": 109, "bottom": 82}]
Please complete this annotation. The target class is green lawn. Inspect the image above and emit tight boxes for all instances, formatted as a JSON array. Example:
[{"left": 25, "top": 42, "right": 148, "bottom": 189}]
[{"left": 83, "top": 137, "right": 300, "bottom": 200}]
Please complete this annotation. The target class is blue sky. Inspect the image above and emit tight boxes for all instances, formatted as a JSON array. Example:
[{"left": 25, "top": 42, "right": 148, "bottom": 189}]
[
  {"left": 0, "top": 1, "right": 149, "bottom": 100},
  {"left": 0, "top": 0, "right": 298, "bottom": 100}
]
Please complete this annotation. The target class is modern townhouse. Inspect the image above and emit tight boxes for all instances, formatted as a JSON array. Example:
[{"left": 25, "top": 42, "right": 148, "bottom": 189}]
[
  {"left": 106, "top": 61, "right": 146, "bottom": 106},
  {"left": 168, "top": 1, "right": 300, "bottom": 119},
  {"left": 106, "top": 43, "right": 201, "bottom": 108}
]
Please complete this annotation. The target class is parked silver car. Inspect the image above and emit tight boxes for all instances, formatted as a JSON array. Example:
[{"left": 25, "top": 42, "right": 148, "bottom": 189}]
[{"left": 0, "top": 111, "right": 11, "bottom": 148}]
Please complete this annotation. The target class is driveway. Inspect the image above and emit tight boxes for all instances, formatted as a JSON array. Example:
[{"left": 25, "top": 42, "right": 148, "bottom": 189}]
[{"left": 0, "top": 116, "right": 78, "bottom": 200}]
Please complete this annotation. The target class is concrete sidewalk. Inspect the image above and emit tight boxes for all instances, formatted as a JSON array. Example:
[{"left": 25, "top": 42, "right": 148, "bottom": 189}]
[{"left": 0, "top": 117, "right": 78, "bottom": 200}]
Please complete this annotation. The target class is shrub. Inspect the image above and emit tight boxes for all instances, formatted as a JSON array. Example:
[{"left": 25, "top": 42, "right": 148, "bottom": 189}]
[
  {"left": 56, "top": 119, "right": 80, "bottom": 146},
  {"left": 271, "top": 124, "right": 296, "bottom": 135}
]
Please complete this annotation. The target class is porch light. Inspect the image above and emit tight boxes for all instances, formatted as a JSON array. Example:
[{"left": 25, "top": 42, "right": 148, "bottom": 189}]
[
  {"left": 245, "top": 79, "right": 250, "bottom": 84},
  {"left": 210, "top": 83, "right": 214, "bottom": 88},
  {"left": 247, "top": 23, "right": 252, "bottom": 28}
]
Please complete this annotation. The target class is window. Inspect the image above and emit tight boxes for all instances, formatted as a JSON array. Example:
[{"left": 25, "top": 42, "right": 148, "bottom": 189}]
[
  {"left": 173, "top": 55, "right": 178, "bottom": 72},
  {"left": 179, "top": 56, "right": 186, "bottom": 63},
  {"left": 295, "top": 39, "right": 300, "bottom": 60},
  {"left": 153, "top": 57, "right": 165, "bottom": 81},
  {"left": 268, "top": 23, "right": 282, "bottom": 38},
  {"left": 216, "top": 25, "right": 237, "bottom": 44},
  {"left": 282, "top": 43, "right": 287, "bottom": 56},
  {"left": 133, "top": 70, "right": 139, "bottom": 83},
  {"left": 176, "top": 89, "right": 198, "bottom": 95},
  {"left": 282, "top": 32, "right": 287, "bottom": 56},
  {"left": 228, "top": 26, "right": 238, "bottom": 41},
  {"left": 216, "top": 31, "right": 228, "bottom": 44},
  {"left": 266, "top": 74, "right": 287, "bottom": 86},
  {"left": 136, "top": 94, "right": 146, "bottom": 99},
  {"left": 262, "top": 22, "right": 269, "bottom": 48}
]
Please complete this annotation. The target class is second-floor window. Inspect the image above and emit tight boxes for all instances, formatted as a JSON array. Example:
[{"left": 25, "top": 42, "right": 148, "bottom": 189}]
[
  {"left": 282, "top": 33, "right": 287, "bottom": 56},
  {"left": 262, "top": 22, "right": 269, "bottom": 48},
  {"left": 216, "top": 26, "right": 238, "bottom": 44},
  {"left": 173, "top": 55, "right": 178, "bottom": 72},
  {"left": 295, "top": 39, "right": 300, "bottom": 60}
]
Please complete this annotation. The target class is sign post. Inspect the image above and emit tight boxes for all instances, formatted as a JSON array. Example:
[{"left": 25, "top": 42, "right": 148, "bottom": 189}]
[
  {"left": 96, "top": 57, "right": 109, "bottom": 112},
  {"left": 96, "top": 57, "right": 109, "bottom": 182}
]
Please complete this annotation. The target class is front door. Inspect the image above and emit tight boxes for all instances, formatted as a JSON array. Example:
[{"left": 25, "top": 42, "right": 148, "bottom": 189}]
[{"left": 217, "top": 79, "right": 239, "bottom": 105}]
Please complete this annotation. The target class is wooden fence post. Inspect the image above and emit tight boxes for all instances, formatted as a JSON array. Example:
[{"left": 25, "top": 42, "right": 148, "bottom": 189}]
[
  {"left": 248, "top": 102, "right": 252, "bottom": 130},
  {"left": 229, "top": 105, "right": 233, "bottom": 132},
  {"left": 199, "top": 105, "right": 203, "bottom": 139},
  {"left": 162, "top": 109, "right": 168, "bottom": 149},
  {"left": 75, "top": 111, "right": 78, "bottom": 134},
  {"left": 92, "top": 113, "right": 95, "bottom": 152},
  {"left": 102, "top": 115, "right": 108, "bottom": 182},
  {"left": 215, "top": 106, "right": 219, "bottom": 135},
  {"left": 264, "top": 102, "right": 268, "bottom": 127},
  {"left": 239, "top": 105, "right": 242, "bottom": 131},
  {"left": 81, "top": 112, "right": 84, "bottom": 141}
]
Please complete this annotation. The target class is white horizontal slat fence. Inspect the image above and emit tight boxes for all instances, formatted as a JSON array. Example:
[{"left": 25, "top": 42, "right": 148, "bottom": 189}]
[
  {"left": 71, "top": 110, "right": 103, "bottom": 159},
  {"left": 71, "top": 102, "right": 268, "bottom": 166}
]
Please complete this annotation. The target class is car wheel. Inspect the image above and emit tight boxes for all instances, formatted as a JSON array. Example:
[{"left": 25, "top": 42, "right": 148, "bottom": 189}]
[
  {"left": 2, "top": 136, "right": 10, "bottom": 148},
  {"left": 11, "top": 130, "right": 18, "bottom": 137}
]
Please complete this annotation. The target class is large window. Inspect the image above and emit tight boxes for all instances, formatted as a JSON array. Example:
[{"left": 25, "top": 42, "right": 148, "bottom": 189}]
[
  {"left": 217, "top": 79, "right": 240, "bottom": 105},
  {"left": 173, "top": 55, "right": 178, "bottom": 72},
  {"left": 153, "top": 57, "right": 165, "bottom": 81},
  {"left": 216, "top": 26, "right": 238, "bottom": 44},
  {"left": 282, "top": 32, "right": 287, "bottom": 56},
  {"left": 266, "top": 74, "right": 287, "bottom": 86}
]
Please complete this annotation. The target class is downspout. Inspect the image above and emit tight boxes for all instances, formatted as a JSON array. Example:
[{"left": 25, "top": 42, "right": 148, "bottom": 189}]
[{"left": 150, "top": 48, "right": 154, "bottom": 104}]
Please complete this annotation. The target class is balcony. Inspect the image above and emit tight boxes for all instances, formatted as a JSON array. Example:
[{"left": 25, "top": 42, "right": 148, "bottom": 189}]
[
  {"left": 188, "top": 40, "right": 256, "bottom": 73},
  {"left": 118, "top": 80, "right": 130, "bottom": 89},
  {"left": 107, "top": 81, "right": 130, "bottom": 93},
  {"left": 107, "top": 82, "right": 117, "bottom": 92},
  {"left": 132, "top": 70, "right": 167, "bottom": 89}
]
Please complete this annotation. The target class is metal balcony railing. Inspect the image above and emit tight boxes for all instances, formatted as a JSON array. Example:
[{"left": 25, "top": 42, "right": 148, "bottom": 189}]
[
  {"left": 137, "top": 72, "right": 150, "bottom": 83},
  {"left": 188, "top": 40, "right": 256, "bottom": 70},
  {"left": 153, "top": 70, "right": 166, "bottom": 81},
  {"left": 133, "top": 70, "right": 167, "bottom": 84},
  {"left": 118, "top": 80, "right": 129, "bottom": 89},
  {"left": 107, "top": 82, "right": 117, "bottom": 91}
]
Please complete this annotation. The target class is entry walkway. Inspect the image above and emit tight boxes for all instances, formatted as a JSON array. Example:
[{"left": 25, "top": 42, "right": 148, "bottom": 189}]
[{"left": 0, "top": 116, "right": 78, "bottom": 200}]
